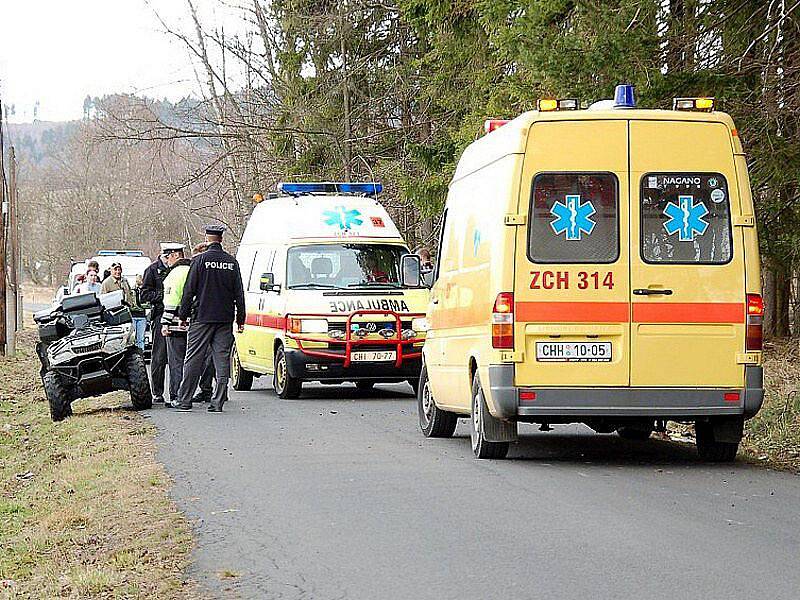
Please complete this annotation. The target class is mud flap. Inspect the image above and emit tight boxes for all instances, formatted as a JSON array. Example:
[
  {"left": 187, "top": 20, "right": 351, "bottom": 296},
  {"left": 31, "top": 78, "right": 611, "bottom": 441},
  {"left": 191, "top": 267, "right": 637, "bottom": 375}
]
[
  {"left": 712, "top": 416, "right": 744, "bottom": 444},
  {"left": 481, "top": 397, "right": 518, "bottom": 443}
]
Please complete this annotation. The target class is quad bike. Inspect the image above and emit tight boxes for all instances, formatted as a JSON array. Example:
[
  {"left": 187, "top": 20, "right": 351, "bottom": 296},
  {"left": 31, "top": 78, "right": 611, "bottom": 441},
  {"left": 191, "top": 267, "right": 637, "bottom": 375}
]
[{"left": 34, "top": 291, "right": 152, "bottom": 422}]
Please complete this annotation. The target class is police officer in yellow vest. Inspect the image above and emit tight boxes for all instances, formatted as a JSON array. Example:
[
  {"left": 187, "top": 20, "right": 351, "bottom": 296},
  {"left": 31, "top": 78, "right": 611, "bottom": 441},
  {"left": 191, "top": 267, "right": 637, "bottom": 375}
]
[{"left": 159, "top": 244, "right": 191, "bottom": 407}]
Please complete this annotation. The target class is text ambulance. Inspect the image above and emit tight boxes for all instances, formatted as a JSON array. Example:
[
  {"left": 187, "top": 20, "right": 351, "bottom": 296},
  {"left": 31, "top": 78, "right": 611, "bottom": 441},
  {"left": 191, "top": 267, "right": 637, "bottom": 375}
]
[
  {"left": 232, "top": 182, "right": 429, "bottom": 399},
  {"left": 417, "top": 86, "right": 764, "bottom": 461}
]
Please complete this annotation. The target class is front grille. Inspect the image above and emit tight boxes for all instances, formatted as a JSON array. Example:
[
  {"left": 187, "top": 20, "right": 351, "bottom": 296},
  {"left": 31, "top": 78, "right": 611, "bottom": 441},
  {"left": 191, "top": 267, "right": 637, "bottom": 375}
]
[
  {"left": 328, "top": 320, "right": 413, "bottom": 333},
  {"left": 74, "top": 342, "right": 102, "bottom": 354}
]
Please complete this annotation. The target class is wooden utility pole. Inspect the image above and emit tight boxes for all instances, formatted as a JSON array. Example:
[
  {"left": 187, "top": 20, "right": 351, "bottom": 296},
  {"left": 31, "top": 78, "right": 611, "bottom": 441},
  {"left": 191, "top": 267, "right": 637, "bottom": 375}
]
[
  {"left": 0, "top": 99, "right": 7, "bottom": 356},
  {"left": 7, "top": 145, "right": 18, "bottom": 354}
]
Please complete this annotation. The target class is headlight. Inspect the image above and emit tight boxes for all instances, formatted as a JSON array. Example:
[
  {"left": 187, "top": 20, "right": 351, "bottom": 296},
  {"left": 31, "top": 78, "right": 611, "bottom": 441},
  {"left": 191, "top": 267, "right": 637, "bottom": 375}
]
[
  {"left": 288, "top": 318, "right": 329, "bottom": 334},
  {"left": 411, "top": 317, "right": 430, "bottom": 332}
]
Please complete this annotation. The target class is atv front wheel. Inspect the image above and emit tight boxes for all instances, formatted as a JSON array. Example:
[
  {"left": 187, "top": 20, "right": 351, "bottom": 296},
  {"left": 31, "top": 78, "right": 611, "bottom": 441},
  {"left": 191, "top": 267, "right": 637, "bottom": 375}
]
[
  {"left": 126, "top": 350, "right": 153, "bottom": 410},
  {"left": 43, "top": 371, "right": 73, "bottom": 422}
]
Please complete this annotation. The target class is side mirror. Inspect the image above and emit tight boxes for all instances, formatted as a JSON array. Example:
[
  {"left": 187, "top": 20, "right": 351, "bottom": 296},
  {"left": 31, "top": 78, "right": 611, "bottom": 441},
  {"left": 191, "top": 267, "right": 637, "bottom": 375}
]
[
  {"left": 401, "top": 254, "right": 422, "bottom": 288},
  {"left": 259, "top": 272, "right": 280, "bottom": 293}
]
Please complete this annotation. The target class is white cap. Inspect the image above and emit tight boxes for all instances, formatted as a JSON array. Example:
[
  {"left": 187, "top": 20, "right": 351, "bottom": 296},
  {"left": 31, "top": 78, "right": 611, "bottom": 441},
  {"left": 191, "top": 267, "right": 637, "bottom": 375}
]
[{"left": 160, "top": 242, "right": 185, "bottom": 253}]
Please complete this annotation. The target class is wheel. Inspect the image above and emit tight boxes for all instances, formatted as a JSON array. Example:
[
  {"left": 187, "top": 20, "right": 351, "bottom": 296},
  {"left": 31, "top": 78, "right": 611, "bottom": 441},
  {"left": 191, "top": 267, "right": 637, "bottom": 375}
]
[
  {"left": 355, "top": 381, "right": 375, "bottom": 391},
  {"left": 273, "top": 346, "right": 301, "bottom": 399},
  {"left": 231, "top": 344, "right": 254, "bottom": 391},
  {"left": 407, "top": 377, "right": 420, "bottom": 396},
  {"left": 43, "top": 371, "right": 73, "bottom": 422},
  {"left": 470, "top": 373, "right": 509, "bottom": 459},
  {"left": 695, "top": 421, "right": 739, "bottom": 462},
  {"left": 617, "top": 424, "right": 654, "bottom": 440},
  {"left": 418, "top": 365, "right": 457, "bottom": 438},
  {"left": 125, "top": 350, "right": 152, "bottom": 410}
]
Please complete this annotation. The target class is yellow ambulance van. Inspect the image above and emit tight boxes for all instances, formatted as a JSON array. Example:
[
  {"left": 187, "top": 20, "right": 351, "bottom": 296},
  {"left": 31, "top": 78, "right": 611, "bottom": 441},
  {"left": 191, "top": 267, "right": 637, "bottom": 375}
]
[
  {"left": 417, "top": 86, "right": 764, "bottom": 461},
  {"left": 232, "top": 182, "right": 429, "bottom": 399}
]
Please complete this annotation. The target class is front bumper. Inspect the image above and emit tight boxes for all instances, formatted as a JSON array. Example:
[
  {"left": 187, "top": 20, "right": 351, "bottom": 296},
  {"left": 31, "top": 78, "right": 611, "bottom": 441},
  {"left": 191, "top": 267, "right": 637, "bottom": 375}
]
[
  {"left": 487, "top": 364, "right": 765, "bottom": 421},
  {"left": 284, "top": 346, "right": 421, "bottom": 381}
]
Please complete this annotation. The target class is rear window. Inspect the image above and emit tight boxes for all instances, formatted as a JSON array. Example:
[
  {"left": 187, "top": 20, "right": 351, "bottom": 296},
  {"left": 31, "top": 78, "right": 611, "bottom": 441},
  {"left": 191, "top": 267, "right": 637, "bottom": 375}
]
[
  {"left": 528, "top": 172, "right": 619, "bottom": 263},
  {"left": 640, "top": 173, "right": 732, "bottom": 264}
]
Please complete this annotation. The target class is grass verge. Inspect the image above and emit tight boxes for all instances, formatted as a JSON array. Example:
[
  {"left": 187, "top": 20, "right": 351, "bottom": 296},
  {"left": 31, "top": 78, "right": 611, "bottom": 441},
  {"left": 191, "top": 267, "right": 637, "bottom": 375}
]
[
  {"left": 0, "top": 330, "right": 196, "bottom": 598},
  {"left": 741, "top": 340, "right": 800, "bottom": 472}
]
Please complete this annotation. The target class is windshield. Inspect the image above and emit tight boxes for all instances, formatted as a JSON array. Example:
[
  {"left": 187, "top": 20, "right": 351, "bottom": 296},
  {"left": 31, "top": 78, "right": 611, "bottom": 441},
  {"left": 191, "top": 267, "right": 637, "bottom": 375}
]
[{"left": 286, "top": 244, "right": 408, "bottom": 289}]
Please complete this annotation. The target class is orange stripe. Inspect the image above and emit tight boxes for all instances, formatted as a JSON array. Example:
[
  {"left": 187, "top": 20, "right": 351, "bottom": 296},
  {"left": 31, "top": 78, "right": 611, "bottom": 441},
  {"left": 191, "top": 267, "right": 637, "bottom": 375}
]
[
  {"left": 516, "top": 302, "right": 629, "bottom": 323},
  {"left": 515, "top": 301, "right": 745, "bottom": 324},
  {"left": 632, "top": 302, "right": 743, "bottom": 323},
  {"left": 245, "top": 314, "right": 286, "bottom": 329}
]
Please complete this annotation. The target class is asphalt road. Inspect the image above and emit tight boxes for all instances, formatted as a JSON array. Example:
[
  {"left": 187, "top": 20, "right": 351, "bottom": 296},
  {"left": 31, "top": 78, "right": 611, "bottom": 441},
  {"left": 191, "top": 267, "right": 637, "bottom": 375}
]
[{"left": 148, "top": 378, "right": 800, "bottom": 600}]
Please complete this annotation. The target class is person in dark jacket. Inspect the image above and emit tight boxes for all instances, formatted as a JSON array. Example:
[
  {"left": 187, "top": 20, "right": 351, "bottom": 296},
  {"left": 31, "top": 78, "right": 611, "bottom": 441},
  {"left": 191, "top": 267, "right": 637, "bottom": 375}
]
[
  {"left": 174, "top": 225, "right": 245, "bottom": 412},
  {"left": 189, "top": 242, "right": 216, "bottom": 403},
  {"left": 140, "top": 243, "right": 178, "bottom": 403}
]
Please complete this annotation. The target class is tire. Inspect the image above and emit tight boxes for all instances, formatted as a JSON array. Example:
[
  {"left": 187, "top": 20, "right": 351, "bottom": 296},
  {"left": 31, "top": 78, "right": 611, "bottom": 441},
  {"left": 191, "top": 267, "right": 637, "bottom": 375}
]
[
  {"left": 695, "top": 421, "right": 739, "bottom": 462},
  {"left": 470, "top": 373, "right": 509, "bottom": 459},
  {"left": 617, "top": 424, "right": 654, "bottom": 441},
  {"left": 231, "top": 344, "right": 254, "bottom": 391},
  {"left": 407, "top": 377, "right": 420, "bottom": 396},
  {"left": 273, "top": 346, "right": 301, "bottom": 399},
  {"left": 355, "top": 381, "right": 375, "bottom": 392},
  {"left": 418, "top": 365, "right": 457, "bottom": 438},
  {"left": 43, "top": 371, "right": 73, "bottom": 422},
  {"left": 126, "top": 350, "right": 153, "bottom": 410}
]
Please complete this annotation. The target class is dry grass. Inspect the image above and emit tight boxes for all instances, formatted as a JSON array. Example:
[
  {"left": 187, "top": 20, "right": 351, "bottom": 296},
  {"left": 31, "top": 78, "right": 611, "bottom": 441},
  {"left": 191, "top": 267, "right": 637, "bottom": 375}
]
[
  {"left": 0, "top": 330, "right": 198, "bottom": 599},
  {"left": 741, "top": 340, "right": 800, "bottom": 472}
]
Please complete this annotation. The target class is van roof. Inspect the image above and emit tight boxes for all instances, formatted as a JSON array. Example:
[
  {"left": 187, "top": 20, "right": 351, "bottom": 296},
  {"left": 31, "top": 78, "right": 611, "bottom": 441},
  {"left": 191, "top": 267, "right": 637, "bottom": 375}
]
[
  {"left": 454, "top": 109, "right": 739, "bottom": 183},
  {"left": 240, "top": 194, "right": 404, "bottom": 246}
]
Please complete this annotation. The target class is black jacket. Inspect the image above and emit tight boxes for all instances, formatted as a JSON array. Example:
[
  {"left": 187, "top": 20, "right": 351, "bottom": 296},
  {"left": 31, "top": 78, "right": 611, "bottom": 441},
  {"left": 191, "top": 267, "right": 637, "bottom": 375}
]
[
  {"left": 140, "top": 258, "right": 169, "bottom": 313},
  {"left": 178, "top": 242, "right": 245, "bottom": 325}
]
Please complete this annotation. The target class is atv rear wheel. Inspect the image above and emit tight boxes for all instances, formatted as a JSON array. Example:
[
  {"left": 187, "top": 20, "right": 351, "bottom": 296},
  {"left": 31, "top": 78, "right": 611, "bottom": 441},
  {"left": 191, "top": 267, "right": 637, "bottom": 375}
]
[
  {"left": 43, "top": 371, "right": 73, "bottom": 422},
  {"left": 126, "top": 350, "right": 153, "bottom": 410}
]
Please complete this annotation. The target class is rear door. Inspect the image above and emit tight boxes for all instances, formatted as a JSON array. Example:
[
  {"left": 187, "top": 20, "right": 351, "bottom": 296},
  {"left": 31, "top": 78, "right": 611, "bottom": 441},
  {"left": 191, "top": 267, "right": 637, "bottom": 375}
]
[
  {"left": 630, "top": 120, "right": 745, "bottom": 387},
  {"left": 514, "top": 120, "right": 631, "bottom": 387}
]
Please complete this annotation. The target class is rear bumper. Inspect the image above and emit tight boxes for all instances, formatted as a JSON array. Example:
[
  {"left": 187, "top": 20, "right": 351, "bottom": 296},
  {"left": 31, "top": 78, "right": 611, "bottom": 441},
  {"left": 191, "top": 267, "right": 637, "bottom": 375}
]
[
  {"left": 284, "top": 347, "right": 421, "bottom": 382},
  {"left": 488, "top": 364, "right": 764, "bottom": 421}
]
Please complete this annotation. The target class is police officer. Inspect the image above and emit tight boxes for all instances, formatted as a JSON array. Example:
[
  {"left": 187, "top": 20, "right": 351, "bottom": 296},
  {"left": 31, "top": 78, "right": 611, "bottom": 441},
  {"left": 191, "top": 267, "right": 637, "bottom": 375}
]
[
  {"left": 175, "top": 225, "right": 245, "bottom": 412},
  {"left": 160, "top": 244, "right": 191, "bottom": 407},
  {"left": 140, "top": 243, "right": 177, "bottom": 403}
]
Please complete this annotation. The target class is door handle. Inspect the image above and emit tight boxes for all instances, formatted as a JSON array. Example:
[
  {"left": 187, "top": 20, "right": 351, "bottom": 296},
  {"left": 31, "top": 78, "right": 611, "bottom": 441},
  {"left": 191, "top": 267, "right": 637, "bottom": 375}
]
[
  {"left": 633, "top": 288, "right": 673, "bottom": 296},
  {"left": 432, "top": 298, "right": 440, "bottom": 305}
]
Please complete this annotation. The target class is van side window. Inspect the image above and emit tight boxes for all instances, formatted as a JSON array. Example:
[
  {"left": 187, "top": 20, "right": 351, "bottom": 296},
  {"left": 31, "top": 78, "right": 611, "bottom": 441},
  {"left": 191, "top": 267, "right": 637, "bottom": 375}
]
[
  {"left": 528, "top": 172, "right": 619, "bottom": 263},
  {"left": 640, "top": 173, "right": 732, "bottom": 264},
  {"left": 248, "top": 249, "right": 276, "bottom": 292}
]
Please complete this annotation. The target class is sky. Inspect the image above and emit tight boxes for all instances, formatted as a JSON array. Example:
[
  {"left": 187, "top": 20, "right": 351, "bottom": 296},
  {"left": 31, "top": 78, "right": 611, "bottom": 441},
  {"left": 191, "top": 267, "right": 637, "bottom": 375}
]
[{"left": 0, "top": 0, "right": 245, "bottom": 123}]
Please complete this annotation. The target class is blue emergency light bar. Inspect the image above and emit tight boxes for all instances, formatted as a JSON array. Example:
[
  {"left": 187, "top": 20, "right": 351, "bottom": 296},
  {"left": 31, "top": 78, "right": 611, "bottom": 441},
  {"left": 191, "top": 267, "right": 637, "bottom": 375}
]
[
  {"left": 278, "top": 182, "right": 383, "bottom": 196},
  {"left": 97, "top": 250, "right": 145, "bottom": 257}
]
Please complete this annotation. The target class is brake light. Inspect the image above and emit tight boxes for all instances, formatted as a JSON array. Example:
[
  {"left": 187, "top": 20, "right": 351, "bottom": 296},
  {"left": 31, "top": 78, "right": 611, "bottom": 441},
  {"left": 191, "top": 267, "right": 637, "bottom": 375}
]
[
  {"left": 492, "top": 292, "right": 514, "bottom": 349},
  {"left": 484, "top": 119, "right": 509, "bottom": 134},
  {"left": 746, "top": 294, "right": 764, "bottom": 351}
]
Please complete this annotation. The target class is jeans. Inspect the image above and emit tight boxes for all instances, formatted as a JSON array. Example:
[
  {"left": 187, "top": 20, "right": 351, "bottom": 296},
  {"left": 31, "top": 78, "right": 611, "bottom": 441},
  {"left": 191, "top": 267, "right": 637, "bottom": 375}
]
[{"left": 132, "top": 317, "right": 147, "bottom": 350}]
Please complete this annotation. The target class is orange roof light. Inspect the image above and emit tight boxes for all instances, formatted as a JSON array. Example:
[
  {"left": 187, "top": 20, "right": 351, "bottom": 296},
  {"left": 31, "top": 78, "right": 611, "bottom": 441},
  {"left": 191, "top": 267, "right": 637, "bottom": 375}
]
[{"left": 673, "top": 97, "right": 715, "bottom": 112}]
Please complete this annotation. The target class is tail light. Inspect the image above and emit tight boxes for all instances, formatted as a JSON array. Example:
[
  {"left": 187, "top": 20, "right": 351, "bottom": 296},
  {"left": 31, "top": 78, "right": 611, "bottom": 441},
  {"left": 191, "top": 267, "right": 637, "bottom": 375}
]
[
  {"left": 492, "top": 292, "right": 514, "bottom": 349},
  {"left": 746, "top": 294, "right": 764, "bottom": 351}
]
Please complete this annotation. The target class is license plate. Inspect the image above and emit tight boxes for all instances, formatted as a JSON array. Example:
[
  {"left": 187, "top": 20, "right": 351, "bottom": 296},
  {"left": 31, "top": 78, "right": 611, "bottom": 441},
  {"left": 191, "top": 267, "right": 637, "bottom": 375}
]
[
  {"left": 351, "top": 351, "right": 396, "bottom": 362},
  {"left": 535, "top": 342, "right": 612, "bottom": 362}
]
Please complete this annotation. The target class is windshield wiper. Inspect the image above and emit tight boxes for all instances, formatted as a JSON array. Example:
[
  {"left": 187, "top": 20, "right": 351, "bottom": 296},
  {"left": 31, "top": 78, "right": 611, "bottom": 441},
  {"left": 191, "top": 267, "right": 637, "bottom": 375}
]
[
  {"left": 288, "top": 283, "right": 342, "bottom": 289},
  {"left": 347, "top": 281, "right": 401, "bottom": 288}
]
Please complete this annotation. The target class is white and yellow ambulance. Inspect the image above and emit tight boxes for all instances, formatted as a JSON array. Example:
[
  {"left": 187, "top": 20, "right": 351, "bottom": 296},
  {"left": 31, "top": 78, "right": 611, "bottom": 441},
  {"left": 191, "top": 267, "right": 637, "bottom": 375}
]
[
  {"left": 231, "top": 182, "right": 429, "bottom": 399},
  {"left": 417, "top": 86, "right": 764, "bottom": 461}
]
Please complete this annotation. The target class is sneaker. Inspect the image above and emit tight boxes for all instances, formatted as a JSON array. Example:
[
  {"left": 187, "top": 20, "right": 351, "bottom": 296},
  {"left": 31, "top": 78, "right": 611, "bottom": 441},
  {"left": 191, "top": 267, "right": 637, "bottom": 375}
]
[
  {"left": 207, "top": 405, "right": 222, "bottom": 412},
  {"left": 175, "top": 404, "right": 193, "bottom": 411},
  {"left": 153, "top": 396, "right": 165, "bottom": 404}
]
